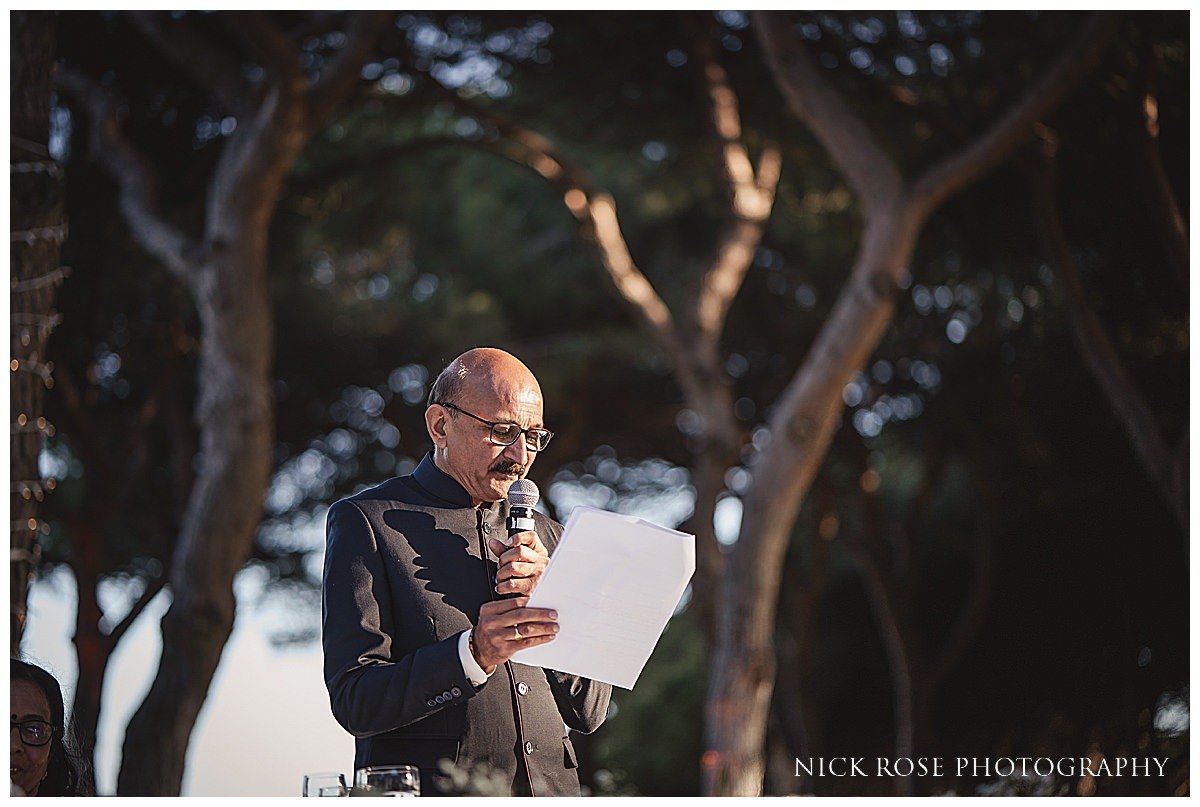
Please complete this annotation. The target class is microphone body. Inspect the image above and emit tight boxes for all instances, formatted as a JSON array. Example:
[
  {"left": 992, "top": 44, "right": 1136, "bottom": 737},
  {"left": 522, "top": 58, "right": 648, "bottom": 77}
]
[
  {"left": 499, "top": 479, "right": 540, "bottom": 598},
  {"left": 506, "top": 478, "right": 540, "bottom": 542}
]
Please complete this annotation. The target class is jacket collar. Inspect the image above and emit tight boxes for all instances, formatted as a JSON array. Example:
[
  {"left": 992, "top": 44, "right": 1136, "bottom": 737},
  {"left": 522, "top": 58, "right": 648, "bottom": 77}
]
[{"left": 412, "top": 451, "right": 476, "bottom": 509}]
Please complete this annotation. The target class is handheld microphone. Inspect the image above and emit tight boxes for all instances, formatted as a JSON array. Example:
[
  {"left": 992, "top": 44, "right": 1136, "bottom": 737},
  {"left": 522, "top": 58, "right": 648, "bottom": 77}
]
[
  {"left": 506, "top": 478, "right": 539, "bottom": 542},
  {"left": 498, "top": 479, "right": 540, "bottom": 599}
]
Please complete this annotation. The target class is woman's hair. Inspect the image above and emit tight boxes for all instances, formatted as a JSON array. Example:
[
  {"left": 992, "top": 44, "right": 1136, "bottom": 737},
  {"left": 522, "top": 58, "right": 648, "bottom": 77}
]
[{"left": 11, "top": 658, "right": 94, "bottom": 796}]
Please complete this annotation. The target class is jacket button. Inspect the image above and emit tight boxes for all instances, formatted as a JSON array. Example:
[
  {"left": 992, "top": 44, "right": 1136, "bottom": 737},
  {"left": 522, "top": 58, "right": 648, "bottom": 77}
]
[
  {"left": 516, "top": 681, "right": 529, "bottom": 696},
  {"left": 435, "top": 695, "right": 445, "bottom": 705},
  {"left": 451, "top": 687, "right": 462, "bottom": 698},
  {"left": 482, "top": 522, "right": 492, "bottom": 534},
  {"left": 426, "top": 699, "right": 436, "bottom": 707},
  {"left": 524, "top": 741, "right": 534, "bottom": 755},
  {"left": 442, "top": 690, "right": 452, "bottom": 700}
]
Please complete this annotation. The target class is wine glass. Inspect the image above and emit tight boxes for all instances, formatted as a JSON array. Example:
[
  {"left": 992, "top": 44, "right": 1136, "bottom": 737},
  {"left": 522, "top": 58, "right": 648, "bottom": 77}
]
[
  {"left": 354, "top": 764, "right": 421, "bottom": 796},
  {"left": 302, "top": 771, "right": 348, "bottom": 797}
]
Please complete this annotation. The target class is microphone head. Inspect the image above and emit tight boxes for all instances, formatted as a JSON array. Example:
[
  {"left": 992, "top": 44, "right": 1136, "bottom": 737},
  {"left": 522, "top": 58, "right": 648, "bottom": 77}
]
[{"left": 507, "top": 478, "right": 540, "bottom": 509}]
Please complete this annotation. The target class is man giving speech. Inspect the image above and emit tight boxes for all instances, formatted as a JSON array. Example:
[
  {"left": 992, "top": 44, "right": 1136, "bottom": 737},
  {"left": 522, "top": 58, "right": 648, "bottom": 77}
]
[{"left": 322, "top": 347, "right": 611, "bottom": 796}]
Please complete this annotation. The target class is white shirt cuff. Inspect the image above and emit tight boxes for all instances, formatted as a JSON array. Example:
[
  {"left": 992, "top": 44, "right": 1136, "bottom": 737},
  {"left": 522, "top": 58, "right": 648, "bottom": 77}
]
[{"left": 458, "top": 629, "right": 491, "bottom": 687}]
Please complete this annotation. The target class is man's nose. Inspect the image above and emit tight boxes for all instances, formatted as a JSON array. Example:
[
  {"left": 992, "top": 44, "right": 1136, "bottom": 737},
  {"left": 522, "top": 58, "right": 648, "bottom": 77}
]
[{"left": 502, "top": 437, "right": 530, "bottom": 466}]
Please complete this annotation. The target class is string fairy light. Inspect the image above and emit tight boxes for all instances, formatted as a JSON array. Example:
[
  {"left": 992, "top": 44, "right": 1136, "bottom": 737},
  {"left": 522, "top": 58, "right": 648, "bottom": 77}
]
[
  {"left": 10, "top": 224, "right": 68, "bottom": 246},
  {"left": 12, "top": 130, "right": 65, "bottom": 642},
  {"left": 11, "top": 160, "right": 61, "bottom": 178},
  {"left": 12, "top": 312, "right": 63, "bottom": 346},
  {"left": 11, "top": 414, "right": 56, "bottom": 437},
  {"left": 10, "top": 357, "right": 55, "bottom": 388},
  {"left": 10, "top": 266, "right": 70, "bottom": 291},
  {"left": 11, "top": 478, "right": 57, "bottom": 501},
  {"left": 10, "top": 519, "right": 50, "bottom": 535}
]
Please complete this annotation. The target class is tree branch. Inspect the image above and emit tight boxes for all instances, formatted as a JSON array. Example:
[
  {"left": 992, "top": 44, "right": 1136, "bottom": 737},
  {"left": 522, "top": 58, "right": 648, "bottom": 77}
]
[
  {"left": 293, "top": 117, "right": 717, "bottom": 410},
  {"left": 694, "top": 32, "right": 772, "bottom": 218},
  {"left": 693, "top": 32, "right": 782, "bottom": 341},
  {"left": 309, "top": 11, "right": 391, "bottom": 125},
  {"left": 322, "top": 84, "right": 747, "bottom": 454},
  {"left": 1134, "top": 86, "right": 1188, "bottom": 290},
  {"left": 56, "top": 68, "right": 199, "bottom": 281},
  {"left": 456, "top": 91, "right": 753, "bottom": 451},
  {"left": 126, "top": 12, "right": 251, "bottom": 117},
  {"left": 106, "top": 573, "right": 168, "bottom": 645},
  {"left": 752, "top": 11, "right": 903, "bottom": 217},
  {"left": 1027, "top": 148, "right": 1187, "bottom": 533},
  {"left": 440, "top": 90, "right": 685, "bottom": 359},
  {"left": 909, "top": 12, "right": 1118, "bottom": 222}
]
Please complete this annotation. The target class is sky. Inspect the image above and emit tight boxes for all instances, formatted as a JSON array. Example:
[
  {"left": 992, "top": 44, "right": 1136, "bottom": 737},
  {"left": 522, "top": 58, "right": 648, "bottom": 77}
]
[{"left": 22, "top": 562, "right": 353, "bottom": 797}]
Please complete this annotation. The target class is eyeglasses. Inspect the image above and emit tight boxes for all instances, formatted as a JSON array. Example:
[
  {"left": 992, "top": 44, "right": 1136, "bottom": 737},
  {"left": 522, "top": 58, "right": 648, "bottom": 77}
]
[
  {"left": 11, "top": 719, "right": 53, "bottom": 747},
  {"left": 439, "top": 402, "right": 554, "bottom": 452}
]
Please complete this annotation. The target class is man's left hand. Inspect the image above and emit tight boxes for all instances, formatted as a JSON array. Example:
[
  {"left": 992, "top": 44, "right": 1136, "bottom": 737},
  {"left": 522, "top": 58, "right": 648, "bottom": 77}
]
[{"left": 490, "top": 530, "right": 549, "bottom": 597}]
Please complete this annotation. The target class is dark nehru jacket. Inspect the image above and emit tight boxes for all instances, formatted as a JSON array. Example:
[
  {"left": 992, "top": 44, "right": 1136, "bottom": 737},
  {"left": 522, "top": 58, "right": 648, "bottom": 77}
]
[{"left": 322, "top": 453, "right": 611, "bottom": 796}]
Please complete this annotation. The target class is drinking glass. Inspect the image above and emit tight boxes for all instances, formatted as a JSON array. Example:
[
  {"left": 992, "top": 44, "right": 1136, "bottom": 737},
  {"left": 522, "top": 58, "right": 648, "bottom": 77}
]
[
  {"left": 354, "top": 764, "right": 421, "bottom": 796},
  {"left": 302, "top": 772, "right": 348, "bottom": 797}
]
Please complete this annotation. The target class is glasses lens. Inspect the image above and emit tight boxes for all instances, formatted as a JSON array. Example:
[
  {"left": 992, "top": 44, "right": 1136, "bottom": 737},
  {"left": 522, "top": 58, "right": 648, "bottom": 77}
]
[
  {"left": 528, "top": 430, "right": 553, "bottom": 452},
  {"left": 489, "top": 423, "right": 521, "bottom": 446},
  {"left": 18, "top": 721, "right": 51, "bottom": 746}
]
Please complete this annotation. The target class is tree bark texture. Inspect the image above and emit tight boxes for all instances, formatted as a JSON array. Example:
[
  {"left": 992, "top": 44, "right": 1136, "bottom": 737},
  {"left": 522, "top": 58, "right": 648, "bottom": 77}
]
[
  {"left": 57, "top": 11, "right": 387, "bottom": 794},
  {"left": 698, "top": 13, "right": 1117, "bottom": 795},
  {"left": 11, "top": 10, "right": 64, "bottom": 655}
]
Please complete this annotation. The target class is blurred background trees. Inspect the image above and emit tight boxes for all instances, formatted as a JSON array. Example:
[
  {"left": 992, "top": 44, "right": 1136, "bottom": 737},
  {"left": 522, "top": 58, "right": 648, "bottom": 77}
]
[{"left": 15, "top": 9, "right": 1189, "bottom": 796}]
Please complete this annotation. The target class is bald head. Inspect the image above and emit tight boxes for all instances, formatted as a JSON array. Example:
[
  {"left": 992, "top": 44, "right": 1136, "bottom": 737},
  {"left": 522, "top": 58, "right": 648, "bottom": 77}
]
[
  {"left": 428, "top": 347, "right": 542, "bottom": 411},
  {"left": 425, "top": 348, "right": 547, "bottom": 504}
]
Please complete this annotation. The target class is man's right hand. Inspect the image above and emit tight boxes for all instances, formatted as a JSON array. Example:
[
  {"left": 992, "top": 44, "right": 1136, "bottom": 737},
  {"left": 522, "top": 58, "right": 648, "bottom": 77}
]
[{"left": 471, "top": 597, "right": 558, "bottom": 672}]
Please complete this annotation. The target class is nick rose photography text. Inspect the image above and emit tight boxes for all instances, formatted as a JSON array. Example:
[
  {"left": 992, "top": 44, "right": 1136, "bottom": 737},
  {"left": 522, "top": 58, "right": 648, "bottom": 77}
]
[{"left": 795, "top": 757, "right": 1170, "bottom": 778}]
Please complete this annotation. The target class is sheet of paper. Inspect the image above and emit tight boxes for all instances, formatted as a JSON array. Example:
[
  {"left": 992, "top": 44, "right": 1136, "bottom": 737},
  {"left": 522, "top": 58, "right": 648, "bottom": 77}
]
[{"left": 512, "top": 506, "right": 695, "bottom": 689}]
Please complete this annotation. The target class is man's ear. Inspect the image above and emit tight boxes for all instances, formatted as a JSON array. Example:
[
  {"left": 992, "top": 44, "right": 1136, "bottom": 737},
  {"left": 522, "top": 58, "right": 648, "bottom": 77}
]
[{"left": 425, "top": 404, "right": 449, "bottom": 448}]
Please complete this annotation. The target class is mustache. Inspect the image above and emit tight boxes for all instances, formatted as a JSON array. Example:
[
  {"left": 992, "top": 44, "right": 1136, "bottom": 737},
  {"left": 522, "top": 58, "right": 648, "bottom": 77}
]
[{"left": 490, "top": 459, "right": 526, "bottom": 476}]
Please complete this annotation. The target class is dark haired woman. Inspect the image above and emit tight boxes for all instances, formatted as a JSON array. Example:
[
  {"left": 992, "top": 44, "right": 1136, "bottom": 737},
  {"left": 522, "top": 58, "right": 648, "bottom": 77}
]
[{"left": 10, "top": 658, "right": 92, "bottom": 796}]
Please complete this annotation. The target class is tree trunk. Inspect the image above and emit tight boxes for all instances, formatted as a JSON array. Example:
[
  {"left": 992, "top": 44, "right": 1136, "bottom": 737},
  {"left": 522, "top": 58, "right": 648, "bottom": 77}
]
[
  {"left": 703, "top": 211, "right": 920, "bottom": 795},
  {"left": 55, "top": 12, "right": 386, "bottom": 794},
  {"left": 112, "top": 79, "right": 309, "bottom": 794},
  {"left": 116, "top": 242, "right": 277, "bottom": 794},
  {"left": 10, "top": 10, "right": 63, "bottom": 655},
  {"left": 680, "top": 450, "right": 731, "bottom": 630}
]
